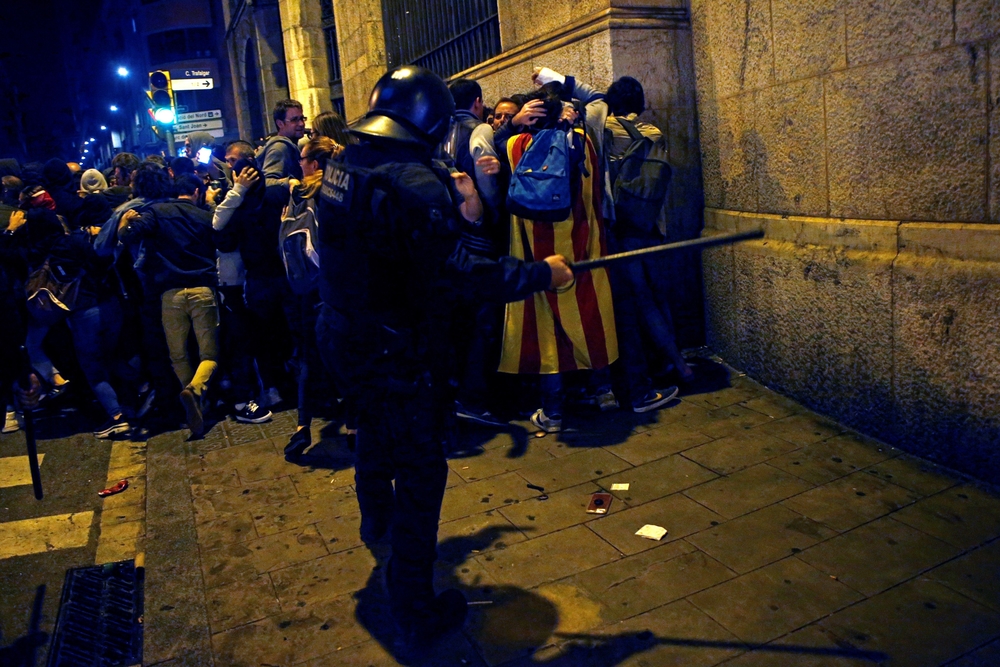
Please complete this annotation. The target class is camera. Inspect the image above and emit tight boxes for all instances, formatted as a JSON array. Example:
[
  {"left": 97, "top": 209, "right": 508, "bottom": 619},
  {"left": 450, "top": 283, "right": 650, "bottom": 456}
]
[{"left": 196, "top": 147, "right": 213, "bottom": 165}]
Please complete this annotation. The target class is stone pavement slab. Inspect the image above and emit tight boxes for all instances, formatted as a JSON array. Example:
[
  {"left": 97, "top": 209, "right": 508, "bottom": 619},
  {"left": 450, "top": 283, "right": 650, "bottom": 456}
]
[
  {"left": 688, "top": 556, "right": 864, "bottom": 644},
  {"left": 816, "top": 578, "right": 1000, "bottom": 667},
  {"left": 683, "top": 462, "right": 814, "bottom": 519},
  {"left": 686, "top": 504, "right": 836, "bottom": 574},
  {"left": 130, "top": 358, "right": 1000, "bottom": 666},
  {"left": 797, "top": 516, "right": 960, "bottom": 595}
]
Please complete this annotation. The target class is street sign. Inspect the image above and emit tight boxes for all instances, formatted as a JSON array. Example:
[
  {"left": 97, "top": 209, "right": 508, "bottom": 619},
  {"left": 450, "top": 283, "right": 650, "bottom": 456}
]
[
  {"left": 171, "top": 68, "right": 214, "bottom": 80},
  {"left": 174, "top": 129, "right": 225, "bottom": 143},
  {"left": 175, "top": 119, "right": 224, "bottom": 133},
  {"left": 173, "top": 78, "right": 214, "bottom": 91},
  {"left": 176, "top": 109, "right": 222, "bottom": 123}
]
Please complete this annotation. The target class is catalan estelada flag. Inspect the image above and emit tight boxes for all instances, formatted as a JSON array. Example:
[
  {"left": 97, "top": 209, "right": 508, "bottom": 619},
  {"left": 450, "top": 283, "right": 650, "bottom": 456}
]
[{"left": 499, "top": 129, "right": 618, "bottom": 375}]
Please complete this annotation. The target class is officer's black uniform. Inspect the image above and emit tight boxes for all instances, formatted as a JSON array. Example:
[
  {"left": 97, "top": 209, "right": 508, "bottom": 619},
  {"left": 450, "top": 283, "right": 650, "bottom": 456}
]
[{"left": 314, "top": 66, "right": 554, "bottom": 655}]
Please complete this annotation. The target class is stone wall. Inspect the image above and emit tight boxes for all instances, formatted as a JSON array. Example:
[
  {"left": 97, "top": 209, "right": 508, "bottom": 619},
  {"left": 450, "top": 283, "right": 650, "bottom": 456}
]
[
  {"left": 692, "top": 1, "right": 1000, "bottom": 480},
  {"left": 277, "top": 0, "right": 332, "bottom": 121},
  {"left": 333, "top": 0, "right": 387, "bottom": 122}
]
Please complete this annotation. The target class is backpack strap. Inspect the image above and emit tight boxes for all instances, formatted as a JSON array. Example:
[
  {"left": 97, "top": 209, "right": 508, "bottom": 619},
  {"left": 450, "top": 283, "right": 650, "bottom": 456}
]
[{"left": 615, "top": 116, "right": 646, "bottom": 143}]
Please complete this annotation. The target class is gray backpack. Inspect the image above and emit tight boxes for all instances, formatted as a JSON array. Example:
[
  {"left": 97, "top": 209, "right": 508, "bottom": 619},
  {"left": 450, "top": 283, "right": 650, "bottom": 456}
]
[{"left": 608, "top": 117, "right": 672, "bottom": 234}]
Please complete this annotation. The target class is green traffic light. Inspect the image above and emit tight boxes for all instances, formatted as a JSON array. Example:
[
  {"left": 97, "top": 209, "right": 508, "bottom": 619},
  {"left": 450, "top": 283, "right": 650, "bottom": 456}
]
[{"left": 154, "top": 108, "right": 176, "bottom": 124}]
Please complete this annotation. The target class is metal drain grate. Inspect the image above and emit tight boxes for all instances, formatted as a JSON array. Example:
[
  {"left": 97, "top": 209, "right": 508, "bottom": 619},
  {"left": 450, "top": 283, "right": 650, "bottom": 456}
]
[{"left": 47, "top": 560, "right": 143, "bottom": 667}]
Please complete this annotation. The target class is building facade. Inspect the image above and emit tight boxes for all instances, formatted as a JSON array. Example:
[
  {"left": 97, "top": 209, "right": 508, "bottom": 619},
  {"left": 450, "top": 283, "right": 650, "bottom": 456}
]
[
  {"left": 222, "top": 0, "right": 1000, "bottom": 482},
  {"left": 693, "top": 1, "right": 1000, "bottom": 479}
]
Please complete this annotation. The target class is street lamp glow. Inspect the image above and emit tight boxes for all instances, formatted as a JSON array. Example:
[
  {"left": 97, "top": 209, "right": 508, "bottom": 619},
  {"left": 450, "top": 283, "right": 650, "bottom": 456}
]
[
  {"left": 100, "top": 125, "right": 107, "bottom": 130},
  {"left": 110, "top": 105, "right": 119, "bottom": 112},
  {"left": 84, "top": 149, "right": 89, "bottom": 153},
  {"left": 117, "top": 67, "right": 129, "bottom": 77},
  {"left": 90, "top": 137, "right": 95, "bottom": 142}
]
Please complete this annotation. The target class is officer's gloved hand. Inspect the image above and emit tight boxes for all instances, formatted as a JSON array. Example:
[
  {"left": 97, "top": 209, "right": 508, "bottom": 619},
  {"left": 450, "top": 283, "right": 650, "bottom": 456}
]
[{"left": 544, "top": 254, "right": 573, "bottom": 290}]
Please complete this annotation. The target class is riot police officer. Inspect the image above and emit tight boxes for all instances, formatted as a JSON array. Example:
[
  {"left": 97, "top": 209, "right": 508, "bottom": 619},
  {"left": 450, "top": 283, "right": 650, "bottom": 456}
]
[{"left": 314, "top": 66, "right": 573, "bottom": 659}]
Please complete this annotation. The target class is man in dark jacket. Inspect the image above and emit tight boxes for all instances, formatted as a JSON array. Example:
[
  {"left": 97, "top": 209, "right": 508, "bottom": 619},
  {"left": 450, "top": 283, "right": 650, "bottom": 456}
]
[
  {"left": 119, "top": 173, "right": 218, "bottom": 436},
  {"left": 257, "top": 99, "right": 306, "bottom": 189},
  {"left": 316, "top": 66, "right": 572, "bottom": 661}
]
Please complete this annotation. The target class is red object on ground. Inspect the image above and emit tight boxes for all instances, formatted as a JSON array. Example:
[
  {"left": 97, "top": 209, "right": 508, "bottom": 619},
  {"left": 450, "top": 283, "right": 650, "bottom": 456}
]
[{"left": 98, "top": 479, "right": 129, "bottom": 497}]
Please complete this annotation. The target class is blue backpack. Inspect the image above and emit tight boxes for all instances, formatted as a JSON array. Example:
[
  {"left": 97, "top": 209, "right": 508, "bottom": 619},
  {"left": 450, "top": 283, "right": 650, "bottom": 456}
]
[{"left": 507, "top": 128, "right": 573, "bottom": 222}]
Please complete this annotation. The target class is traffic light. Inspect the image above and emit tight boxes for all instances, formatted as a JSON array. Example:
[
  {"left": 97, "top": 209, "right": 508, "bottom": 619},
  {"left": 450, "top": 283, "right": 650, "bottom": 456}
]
[{"left": 148, "top": 70, "right": 175, "bottom": 124}]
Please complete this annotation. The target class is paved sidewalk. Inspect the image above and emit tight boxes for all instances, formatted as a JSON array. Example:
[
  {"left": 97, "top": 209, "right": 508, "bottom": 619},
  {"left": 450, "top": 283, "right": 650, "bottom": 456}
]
[{"left": 142, "top": 360, "right": 1000, "bottom": 666}]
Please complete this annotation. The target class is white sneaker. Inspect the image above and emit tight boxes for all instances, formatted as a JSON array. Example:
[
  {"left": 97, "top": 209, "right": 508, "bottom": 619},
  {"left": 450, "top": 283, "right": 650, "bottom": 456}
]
[
  {"left": 596, "top": 391, "right": 619, "bottom": 412},
  {"left": 3, "top": 410, "right": 23, "bottom": 434},
  {"left": 530, "top": 408, "right": 562, "bottom": 433}
]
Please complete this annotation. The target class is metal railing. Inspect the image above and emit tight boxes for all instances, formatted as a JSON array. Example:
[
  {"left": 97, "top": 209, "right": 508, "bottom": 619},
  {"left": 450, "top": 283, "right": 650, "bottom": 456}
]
[{"left": 381, "top": 0, "right": 501, "bottom": 79}]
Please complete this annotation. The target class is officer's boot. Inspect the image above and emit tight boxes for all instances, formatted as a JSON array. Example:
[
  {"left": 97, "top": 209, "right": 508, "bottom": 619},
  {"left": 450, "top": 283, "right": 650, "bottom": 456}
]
[{"left": 387, "top": 560, "right": 467, "bottom": 663}]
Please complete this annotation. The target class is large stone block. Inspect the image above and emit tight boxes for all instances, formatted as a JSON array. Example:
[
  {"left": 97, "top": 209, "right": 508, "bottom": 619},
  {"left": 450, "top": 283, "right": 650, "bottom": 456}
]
[
  {"left": 771, "top": 0, "right": 847, "bottom": 82},
  {"left": 699, "top": 91, "right": 757, "bottom": 211},
  {"left": 845, "top": 0, "right": 953, "bottom": 67},
  {"left": 690, "top": 0, "right": 774, "bottom": 99},
  {"left": 826, "top": 46, "right": 988, "bottom": 222},
  {"left": 755, "top": 77, "right": 828, "bottom": 216},
  {"left": 477, "top": 61, "right": 536, "bottom": 111},
  {"left": 992, "top": 39, "right": 1000, "bottom": 222},
  {"left": 955, "top": 0, "right": 1000, "bottom": 43},
  {"left": 714, "top": 213, "right": 899, "bottom": 442},
  {"left": 497, "top": 0, "right": 610, "bottom": 49},
  {"left": 892, "top": 223, "right": 1000, "bottom": 478},
  {"left": 702, "top": 210, "right": 739, "bottom": 361},
  {"left": 531, "top": 32, "right": 612, "bottom": 93}
]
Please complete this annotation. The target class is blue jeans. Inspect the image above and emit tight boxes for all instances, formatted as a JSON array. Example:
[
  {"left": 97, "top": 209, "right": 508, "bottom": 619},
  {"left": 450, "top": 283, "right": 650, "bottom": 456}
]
[
  {"left": 618, "top": 234, "right": 686, "bottom": 369},
  {"left": 28, "top": 300, "right": 131, "bottom": 419},
  {"left": 69, "top": 300, "right": 128, "bottom": 418}
]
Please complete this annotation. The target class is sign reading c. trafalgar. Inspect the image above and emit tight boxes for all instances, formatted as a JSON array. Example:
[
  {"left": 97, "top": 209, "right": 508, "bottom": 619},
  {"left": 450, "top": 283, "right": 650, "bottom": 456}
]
[{"left": 170, "top": 69, "right": 214, "bottom": 79}]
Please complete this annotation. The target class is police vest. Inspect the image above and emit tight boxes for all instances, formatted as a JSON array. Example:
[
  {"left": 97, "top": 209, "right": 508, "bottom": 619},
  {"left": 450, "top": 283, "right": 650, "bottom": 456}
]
[{"left": 315, "top": 155, "right": 464, "bottom": 387}]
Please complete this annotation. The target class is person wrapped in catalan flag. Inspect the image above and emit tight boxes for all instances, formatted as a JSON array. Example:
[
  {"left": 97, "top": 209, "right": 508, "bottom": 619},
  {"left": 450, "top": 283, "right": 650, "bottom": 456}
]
[{"left": 497, "top": 83, "right": 618, "bottom": 433}]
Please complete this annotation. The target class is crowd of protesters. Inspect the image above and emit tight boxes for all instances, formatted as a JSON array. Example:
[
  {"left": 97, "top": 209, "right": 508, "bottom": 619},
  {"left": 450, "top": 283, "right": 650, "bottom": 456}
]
[{"left": 0, "top": 66, "right": 694, "bottom": 462}]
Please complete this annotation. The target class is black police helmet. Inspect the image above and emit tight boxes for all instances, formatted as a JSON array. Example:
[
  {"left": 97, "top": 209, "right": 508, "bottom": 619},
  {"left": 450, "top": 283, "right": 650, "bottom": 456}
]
[{"left": 352, "top": 66, "right": 456, "bottom": 147}]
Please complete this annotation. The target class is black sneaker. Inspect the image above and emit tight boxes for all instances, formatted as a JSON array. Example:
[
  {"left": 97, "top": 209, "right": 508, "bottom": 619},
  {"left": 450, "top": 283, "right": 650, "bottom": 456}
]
[
  {"left": 179, "top": 388, "right": 204, "bottom": 436},
  {"left": 234, "top": 400, "right": 272, "bottom": 424},
  {"left": 455, "top": 401, "right": 508, "bottom": 426},
  {"left": 633, "top": 386, "right": 680, "bottom": 413},
  {"left": 94, "top": 414, "right": 131, "bottom": 439},
  {"left": 284, "top": 428, "right": 311, "bottom": 461}
]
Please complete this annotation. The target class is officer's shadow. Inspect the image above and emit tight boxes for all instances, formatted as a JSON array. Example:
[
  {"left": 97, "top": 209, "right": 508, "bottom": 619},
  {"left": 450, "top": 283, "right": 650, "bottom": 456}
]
[{"left": 352, "top": 526, "right": 888, "bottom": 666}]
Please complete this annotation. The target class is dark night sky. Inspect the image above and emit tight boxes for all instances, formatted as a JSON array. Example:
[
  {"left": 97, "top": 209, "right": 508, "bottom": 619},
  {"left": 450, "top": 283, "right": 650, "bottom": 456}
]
[{"left": 1, "top": 0, "right": 107, "bottom": 162}]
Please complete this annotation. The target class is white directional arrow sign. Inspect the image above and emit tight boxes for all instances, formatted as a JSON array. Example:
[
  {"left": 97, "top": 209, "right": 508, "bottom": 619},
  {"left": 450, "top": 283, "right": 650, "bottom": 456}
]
[{"left": 173, "top": 78, "right": 214, "bottom": 91}]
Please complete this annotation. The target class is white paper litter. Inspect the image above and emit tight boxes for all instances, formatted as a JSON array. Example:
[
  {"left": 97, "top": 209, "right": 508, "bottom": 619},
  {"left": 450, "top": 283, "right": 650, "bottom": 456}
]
[
  {"left": 610, "top": 483, "right": 630, "bottom": 491},
  {"left": 635, "top": 524, "right": 668, "bottom": 541}
]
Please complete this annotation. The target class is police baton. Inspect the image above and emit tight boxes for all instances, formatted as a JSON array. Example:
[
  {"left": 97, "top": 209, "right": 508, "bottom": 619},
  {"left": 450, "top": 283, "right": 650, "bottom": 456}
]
[
  {"left": 17, "top": 346, "right": 43, "bottom": 500},
  {"left": 569, "top": 229, "right": 764, "bottom": 273}
]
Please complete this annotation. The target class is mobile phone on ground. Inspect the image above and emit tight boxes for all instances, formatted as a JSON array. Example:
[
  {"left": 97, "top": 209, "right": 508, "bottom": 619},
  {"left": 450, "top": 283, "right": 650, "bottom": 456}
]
[{"left": 587, "top": 492, "right": 613, "bottom": 514}]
